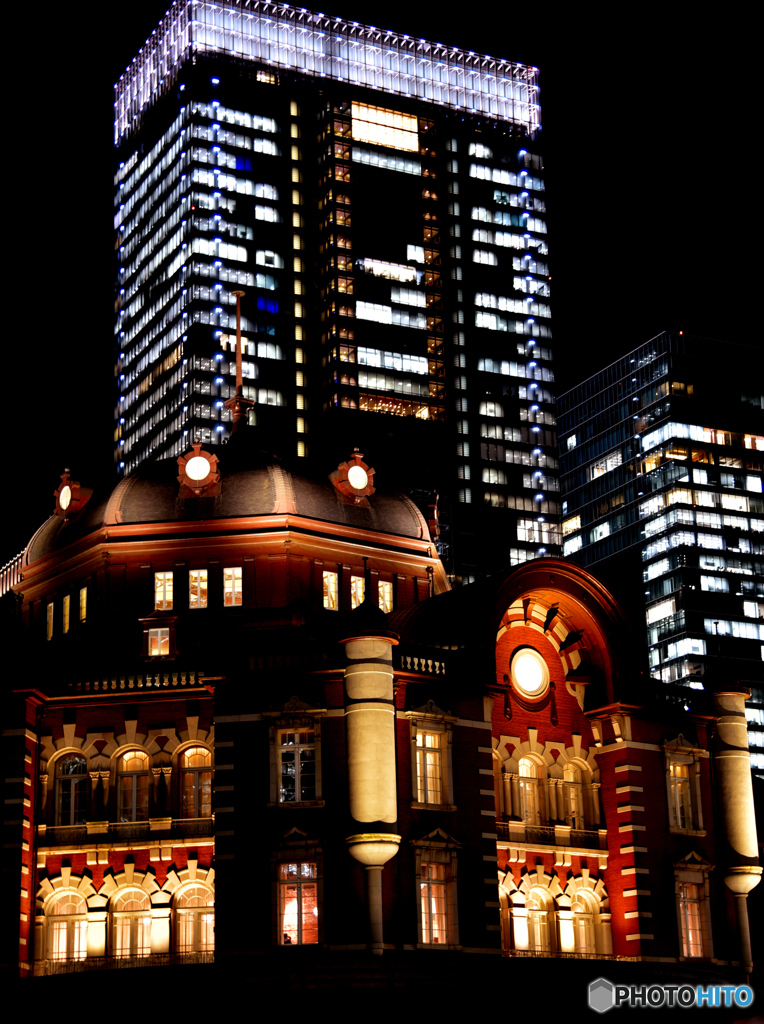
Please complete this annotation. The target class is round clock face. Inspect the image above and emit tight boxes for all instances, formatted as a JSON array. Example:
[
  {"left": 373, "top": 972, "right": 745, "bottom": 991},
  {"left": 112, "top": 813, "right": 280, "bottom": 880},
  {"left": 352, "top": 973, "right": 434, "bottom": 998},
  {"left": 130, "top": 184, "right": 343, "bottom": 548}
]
[
  {"left": 347, "top": 465, "right": 368, "bottom": 490},
  {"left": 510, "top": 647, "right": 549, "bottom": 698},
  {"left": 59, "top": 485, "right": 72, "bottom": 511},
  {"left": 185, "top": 455, "right": 211, "bottom": 481}
]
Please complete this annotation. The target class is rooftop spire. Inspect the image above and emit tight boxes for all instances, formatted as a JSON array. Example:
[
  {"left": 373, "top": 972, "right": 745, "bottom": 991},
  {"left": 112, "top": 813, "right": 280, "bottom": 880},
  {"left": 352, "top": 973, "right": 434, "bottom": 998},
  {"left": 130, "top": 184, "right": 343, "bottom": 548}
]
[{"left": 224, "top": 289, "right": 255, "bottom": 434}]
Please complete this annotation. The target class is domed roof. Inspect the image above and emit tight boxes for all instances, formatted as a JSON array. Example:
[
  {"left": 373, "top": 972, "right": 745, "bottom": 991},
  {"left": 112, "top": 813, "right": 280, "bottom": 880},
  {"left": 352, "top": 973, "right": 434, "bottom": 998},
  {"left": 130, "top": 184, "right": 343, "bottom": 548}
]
[{"left": 24, "top": 441, "right": 431, "bottom": 565}]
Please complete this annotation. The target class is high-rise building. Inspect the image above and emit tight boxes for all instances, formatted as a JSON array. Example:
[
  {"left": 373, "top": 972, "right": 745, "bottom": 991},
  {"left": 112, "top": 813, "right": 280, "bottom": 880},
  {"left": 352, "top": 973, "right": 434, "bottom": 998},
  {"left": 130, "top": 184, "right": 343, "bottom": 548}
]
[
  {"left": 557, "top": 331, "right": 764, "bottom": 767},
  {"left": 114, "top": 1, "right": 560, "bottom": 582}
]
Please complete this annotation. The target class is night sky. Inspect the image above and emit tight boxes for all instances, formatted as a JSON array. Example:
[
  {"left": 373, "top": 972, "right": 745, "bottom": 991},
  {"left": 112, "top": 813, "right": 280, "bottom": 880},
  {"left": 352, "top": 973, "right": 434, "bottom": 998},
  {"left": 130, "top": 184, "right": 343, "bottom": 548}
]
[{"left": 5, "top": 2, "right": 753, "bottom": 562}]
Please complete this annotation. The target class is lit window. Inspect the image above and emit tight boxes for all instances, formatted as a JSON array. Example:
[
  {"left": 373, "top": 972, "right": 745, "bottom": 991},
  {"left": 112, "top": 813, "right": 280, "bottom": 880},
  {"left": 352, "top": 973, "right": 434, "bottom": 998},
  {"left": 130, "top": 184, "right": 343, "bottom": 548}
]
[
  {"left": 55, "top": 754, "right": 88, "bottom": 825},
  {"left": 379, "top": 581, "right": 393, "bottom": 613},
  {"left": 518, "top": 757, "right": 540, "bottom": 825},
  {"left": 350, "top": 575, "right": 365, "bottom": 609},
  {"left": 154, "top": 572, "right": 173, "bottom": 610},
  {"left": 351, "top": 102, "right": 418, "bottom": 152},
  {"left": 668, "top": 761, "right": 693, "bottom": 830},
  {"left": 175, "top": 884, "right": 214, "bottom": 952},
  {"left": 562, "top": 515, "right": 581, "bottom": 536},
  {"left": 646, "top": 598, "right": 676, "bottom": 625},
  {"left": 590, "top": 451, "right": 622, "bottom": 480},
  {"left": 63, "top": 595, "right": 70, "bottom": 634},
  {"left": 223, "top": 567, "right": 242, "bottom": 606},
  {"left": 322, "top": 570, "right": 338, "bottom": 610},
  {"left": 567, "top": 435, "right": 577, "bottom": 450},
  {"left": 111, "top": 889, "right": 152, "bottom": 957},
  {"left": 700, "top": 575, "right": 729, "bottom": 593},
  {"left": 278, "top": 728, "right": 316, "bottom": 802},
  {"left": 563, "top": 536, "right": 583, "bottom": 556},
  {"left": 48, "top": 892, "right": 88, "bottom": 961},
  {"left": 420, "top": 862, "right": 447, "bottom": 944},
  {"left": 279, "top": 862, "right": 319, "bottom": 945},
  {"left": 148, "top": 627, "right": 170, "bottom": 656},
  {"left": 47, "top": 602, "right": 54, "bottom": 641},
  {"left": 678, "top": 883, "right": 703, "bottom": 957},
  {"left": 180, "top": 746, "right": 212, "bottom": 818},
  {"left": 189, "top": 569, "right": 208, "bottom": 608},
  {"left": 117, "top": 751, "right": 150, "bottom": 822},
  {"left": 79, "top": 586, "right": 87, "bottom": 622},
  {"left": 416, "top": 733, "right": 443, "bottom": 804}
]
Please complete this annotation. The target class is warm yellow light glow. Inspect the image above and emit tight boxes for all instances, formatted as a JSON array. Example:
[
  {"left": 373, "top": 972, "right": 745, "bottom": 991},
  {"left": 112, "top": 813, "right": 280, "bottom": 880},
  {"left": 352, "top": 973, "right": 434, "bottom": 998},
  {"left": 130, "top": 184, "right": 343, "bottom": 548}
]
[
  {"left": 185, "top": 455, "right": 211, "bottom": 481},
  {"left": 59, "top": 485, "right": 71, "bottom": 510},
  {"left": 347, "top": 465, "right": 368, "bottom": 490},
  {"left": 351, "top": 102, "right": 419, "bottom": 152},
  {"left": 512, "top": 648, "right": 548, "bottom": 697}
]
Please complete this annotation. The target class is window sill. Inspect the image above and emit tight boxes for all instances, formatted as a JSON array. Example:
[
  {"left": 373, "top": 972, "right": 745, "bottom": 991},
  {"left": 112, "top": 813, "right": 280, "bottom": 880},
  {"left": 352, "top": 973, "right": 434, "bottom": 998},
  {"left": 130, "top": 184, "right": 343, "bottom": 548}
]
[
  {"left": 411, "top": 802, "right": 457, "bottom": 812},
  {"left": 669, "top": 827, "right": 707, "bottom": 837},
  {"left": 416, "top": 942, "right": 462, "bottom": 951},
  {"left": 269, "top": 800, "right": 326, "bottom": 809}
]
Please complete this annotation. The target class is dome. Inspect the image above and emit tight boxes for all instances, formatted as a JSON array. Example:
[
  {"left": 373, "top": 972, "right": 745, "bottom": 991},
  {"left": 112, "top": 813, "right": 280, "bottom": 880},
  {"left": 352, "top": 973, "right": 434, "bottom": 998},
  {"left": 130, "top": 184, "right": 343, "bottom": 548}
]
[{"left": 24, "top": 443, "right": 432, "bottom": 567}]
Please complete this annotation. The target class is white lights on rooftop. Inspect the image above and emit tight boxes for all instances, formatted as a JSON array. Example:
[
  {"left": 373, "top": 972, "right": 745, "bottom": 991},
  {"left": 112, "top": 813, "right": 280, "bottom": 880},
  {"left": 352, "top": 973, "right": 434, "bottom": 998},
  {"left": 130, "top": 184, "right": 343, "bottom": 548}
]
[{"left": 347, "top": 466, "right": 368, "bottom": 490}]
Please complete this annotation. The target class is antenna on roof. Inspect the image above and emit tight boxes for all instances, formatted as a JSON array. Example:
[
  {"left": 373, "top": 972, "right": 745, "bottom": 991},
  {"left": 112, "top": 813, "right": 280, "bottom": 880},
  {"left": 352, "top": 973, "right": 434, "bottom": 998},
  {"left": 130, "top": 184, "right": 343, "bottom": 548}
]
[{"left": 224, "top": 290, "right": 255, "bottom": 434}]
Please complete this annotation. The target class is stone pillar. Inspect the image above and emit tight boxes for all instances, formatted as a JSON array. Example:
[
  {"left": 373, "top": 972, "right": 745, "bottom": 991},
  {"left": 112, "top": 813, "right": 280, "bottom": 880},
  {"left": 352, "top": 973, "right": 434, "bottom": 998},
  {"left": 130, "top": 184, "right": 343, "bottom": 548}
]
[
  {"left": 712, "top": 689, "right": 762, "bottom": 976},
  {"left": 342, "top": 629, "right": 400, "bottom": 955}
]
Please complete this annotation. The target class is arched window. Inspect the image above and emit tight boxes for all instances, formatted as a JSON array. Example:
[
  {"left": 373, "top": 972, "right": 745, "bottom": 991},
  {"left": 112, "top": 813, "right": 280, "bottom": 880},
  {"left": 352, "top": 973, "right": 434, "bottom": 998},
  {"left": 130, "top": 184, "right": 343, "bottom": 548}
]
[
  {"left": 180, "top": 747, "right": 212, "bottom": 818},
  {"left": 111, "top": 889, "right": 152, "bottom": 957},
  {"left": 117, "top": 751, "right": 149, "bottom": 822},
  {"left": 48, "top": 892, "right": 88, "bottom": 960},
  {"left": 55, "top": 754, "right": 88, "bottom": 825},
  {"left": 518, "top": 757, "right": 540, "bottom": 825},
  {"left": 571, "top": 894, "right": 596, "bottom": 953},
  {"left": 523, "top": 889, "right": 552, "bottom": 952},
  {"left": 175, "top": 884, "right": 214, "bottom": 953}
]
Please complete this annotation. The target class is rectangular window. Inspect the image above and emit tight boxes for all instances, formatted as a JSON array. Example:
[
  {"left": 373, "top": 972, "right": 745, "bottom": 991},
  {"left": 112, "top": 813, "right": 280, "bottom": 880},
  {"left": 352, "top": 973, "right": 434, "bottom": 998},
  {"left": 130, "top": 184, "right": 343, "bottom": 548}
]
[
  {"left": 562, "top": 516, "right": 581, "bottom": 537},
  {"left": 279, "top": 862, "right": 318, "bottom": 945},
  {"left": 378, "top": 581, "right": 393, "bottom": 613},
  {"left": 224, "top": 567, "right": 242, "bottom": 606},
  {"left": 350, "top": 575, "right": 365, "bottom": 610},
  {"left": 420, "top": 862, "right": 447, "bottom": 944},
  {"left": 351, "top": 102, "right": 418, "bottom": 152},
  {"left": 47, "top": 602, "right": 54, "bottom": 641},
  {"left": 189, "top": 569, "right": 208, "bottom": 608},
  {"left": 278, "top": 729, "right": 316, "bottom": 802},
  {"left": 416, "top": 733, "right": 443, "bottom": 804},
  {"left": 679, "top": 883, "right": 703, "bottom": 957},
  {"left": 79, "top": 587, "right": 87, "bottom": 622},
  {"left": 62, "top": 595, "right": 70, "bottom": 634},
  {"left": 154, "top": 572, "right": 173, "bottom": 610},
  {"left": 148, "top": 628, "right": 169, "bottom": 657},
  {"left": 669, "top": 762, "right": 693, "bottom": 829},
  {"left": 322, "top": 571, "right": 338, "bottom": 610}
]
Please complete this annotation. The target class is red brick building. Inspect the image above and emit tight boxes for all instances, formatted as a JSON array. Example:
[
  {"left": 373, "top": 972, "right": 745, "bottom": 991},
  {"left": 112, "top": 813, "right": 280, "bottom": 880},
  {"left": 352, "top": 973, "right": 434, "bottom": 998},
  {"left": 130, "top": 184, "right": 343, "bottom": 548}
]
[{"left": 3, "top": 433, "right": 760, "bottom": 991}]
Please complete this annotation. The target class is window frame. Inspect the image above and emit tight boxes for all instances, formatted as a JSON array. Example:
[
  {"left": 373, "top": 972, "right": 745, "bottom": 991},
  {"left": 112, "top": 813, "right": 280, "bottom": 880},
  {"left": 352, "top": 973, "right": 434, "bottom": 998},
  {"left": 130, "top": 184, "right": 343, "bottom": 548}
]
[
  {"left": 173, "top": 882, "right": 215, "bottom": 954},
  {"left": 178, "top": 745, "right": 213, "bottom": 819},
  {"left": 278, "top": 861, "right": 320, "bottom": 946},
  {"left": 116, "top": 749, "right": 150, "bottom": 823},
  {"left": 322, "top": 570, "right": 338, "bottom": 610},
  {"left": 674, "top": 855, "right": 714, "bottom": 961},
  {"left": 223, "top": 566, "right": 243, "bottom": 607},
  {"left": 54, "top": 753, "right": 89, "bottom": 826},
  {"left": 412, "top": 831, "right": 460, "bottom": 949},
  {"left": 46, "top": 891, "right": 88, "bottom": 961},
  {"left": 664, "top": 739, "right": 707, "bottom": 835},
  {"left": 110, "top": 888, "right": 152, "bottom": 958},
  {"left": 154, "top": 571, "right": 174, "bottom": 610},
  {"left": 407, "top": 710, "right": 456, "bottom": 811},
  {"left": 350, "top": 574, "right": 365, "bottom": 609},
  {"left": 268, "top": 712, "right": 325, "bottom": 807},
  {"left": 189, "top": 568, "right": 208, "bottom": 609}
]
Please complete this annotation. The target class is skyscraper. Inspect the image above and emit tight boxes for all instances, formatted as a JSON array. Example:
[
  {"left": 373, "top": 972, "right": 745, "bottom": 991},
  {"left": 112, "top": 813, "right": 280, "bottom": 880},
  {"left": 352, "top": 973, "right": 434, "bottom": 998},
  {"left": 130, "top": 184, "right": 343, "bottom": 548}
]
[
  {"left": 114, "top": 1, "right": 560, "bottom": 582},
  {"left": 557, "top": 331, "right": 764, "bottom": 766}
]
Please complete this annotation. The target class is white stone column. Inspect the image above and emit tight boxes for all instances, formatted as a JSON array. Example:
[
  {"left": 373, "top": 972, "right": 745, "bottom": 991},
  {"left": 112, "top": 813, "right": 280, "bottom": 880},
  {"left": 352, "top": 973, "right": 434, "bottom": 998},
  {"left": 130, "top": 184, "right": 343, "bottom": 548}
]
[
  {"left": 712, "top": 690, "right": 762, "bottom": 976},
  {"left": 342, "top": 632, "right": 400, "bottom": 955}
]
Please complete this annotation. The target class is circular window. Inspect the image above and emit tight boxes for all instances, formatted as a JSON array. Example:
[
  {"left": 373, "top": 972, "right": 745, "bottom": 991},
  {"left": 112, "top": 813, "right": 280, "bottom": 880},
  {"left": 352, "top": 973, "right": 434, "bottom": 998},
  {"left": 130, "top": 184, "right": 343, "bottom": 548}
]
[
  {"left": 347, "top": 465, "right": 368, "bottom": 490},
  {"left": 510, "top": 647, "right": 549, "bottom": 698},
  {"left": 185, "top": 456, "right": 211, "bottom": 481},
  {"left": 59, "top": 485, "right": 72, "bottom": 511}
]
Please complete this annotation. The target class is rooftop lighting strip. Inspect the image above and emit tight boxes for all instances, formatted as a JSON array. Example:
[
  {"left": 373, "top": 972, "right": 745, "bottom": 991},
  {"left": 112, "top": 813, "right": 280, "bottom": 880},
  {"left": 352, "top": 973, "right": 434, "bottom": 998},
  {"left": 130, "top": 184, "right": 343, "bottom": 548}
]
[{"left": 114, "top": 0, "right": 540, "bottom": 142}]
